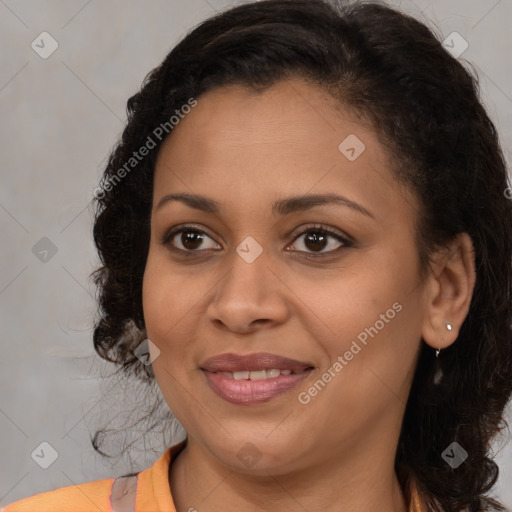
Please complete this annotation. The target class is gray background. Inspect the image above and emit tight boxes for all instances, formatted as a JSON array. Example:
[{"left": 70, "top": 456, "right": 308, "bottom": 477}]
[{"left": 1, "top": 0, "right": 511, "bottom": 508}]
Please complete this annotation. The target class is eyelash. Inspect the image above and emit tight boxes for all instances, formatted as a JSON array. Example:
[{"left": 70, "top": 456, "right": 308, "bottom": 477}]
[{"left": 160, "top": 223, "right": 353, "bottom": 259}]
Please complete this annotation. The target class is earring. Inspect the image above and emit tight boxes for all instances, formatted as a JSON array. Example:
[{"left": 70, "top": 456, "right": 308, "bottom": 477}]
[{"left": 435, "top": 323, "right": 452, "bottom": 357}]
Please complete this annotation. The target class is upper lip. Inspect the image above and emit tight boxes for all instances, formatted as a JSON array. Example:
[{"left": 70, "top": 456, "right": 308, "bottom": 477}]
[{"left": 200, "top": 352, "right": 314, "bottom": 373}]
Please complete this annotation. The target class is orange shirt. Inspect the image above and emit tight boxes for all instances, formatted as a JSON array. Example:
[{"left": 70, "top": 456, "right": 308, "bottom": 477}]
[
  {"left": 2, "top": 439, "right": 426, "bottom": 511},
  {"left": 2, "top": 440, "right": 187, "bottom": 512}
]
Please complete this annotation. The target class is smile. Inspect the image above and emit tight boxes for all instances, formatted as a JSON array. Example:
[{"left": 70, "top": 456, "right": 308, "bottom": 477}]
[{"left": 202, "top": 368, "right": 313, "bottom": 405}]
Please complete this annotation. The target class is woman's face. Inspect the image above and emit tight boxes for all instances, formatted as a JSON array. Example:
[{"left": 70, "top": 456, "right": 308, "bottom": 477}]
[{"left": 143, "top": 77, "right": 429, "bottom": 474}]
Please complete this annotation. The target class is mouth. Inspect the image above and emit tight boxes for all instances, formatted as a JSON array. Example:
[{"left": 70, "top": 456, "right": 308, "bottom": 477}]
[
  {"left": 205, "top": 367, "right": 314, "bottom": 380},
  {"left": 200, "top": 351, "right": 314, "bottom": 374},
  {"left": 201, "top": 366, "right": 314, "bottom": 405},
  {"left": 199, "top": 352, "right": 315, "bottom": 405}
]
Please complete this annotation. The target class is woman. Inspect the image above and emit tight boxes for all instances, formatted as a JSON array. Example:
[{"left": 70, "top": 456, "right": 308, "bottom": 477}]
[{"left": 3, "top": 0, "right": 511, "bottom": 511}]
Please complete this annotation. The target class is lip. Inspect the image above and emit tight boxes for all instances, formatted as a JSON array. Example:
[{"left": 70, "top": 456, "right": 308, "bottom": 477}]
[
  {"left": 199, "top": 352, "right": 315, "bottom": 406},
  {"left": 202, "top": 368, "right": 314, "bottom": 405},
  {"left": 200, "top": 352, "right": 314, "bottom": 373}
]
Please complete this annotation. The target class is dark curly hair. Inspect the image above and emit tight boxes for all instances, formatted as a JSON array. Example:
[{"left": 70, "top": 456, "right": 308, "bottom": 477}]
[{"left": 90, "top": 0, "right": 512, "bottom": 510}]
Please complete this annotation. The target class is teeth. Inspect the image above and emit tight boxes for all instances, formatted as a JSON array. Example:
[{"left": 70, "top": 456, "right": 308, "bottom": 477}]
[
  {"left": 248, "top": 370, "right": 267, "bottom": 380},
  {"left": 232, "top": 371, "right": 249, "bottom": 380},
  {"left": 220, "top": 369, "right": 294, "bottom": 380}
]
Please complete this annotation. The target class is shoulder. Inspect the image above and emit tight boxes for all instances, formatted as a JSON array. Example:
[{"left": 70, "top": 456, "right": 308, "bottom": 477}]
[
  {"left": 1, "top": 440, "right": 187, "bottom": 512},
  {"left": 1, "top": 477, "right": 115, "bottom": 512}
]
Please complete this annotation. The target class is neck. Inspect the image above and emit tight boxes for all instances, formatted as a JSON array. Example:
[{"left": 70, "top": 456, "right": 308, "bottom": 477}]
[{"left": 168, "top": 438, "right": 408, "bottom": 512}]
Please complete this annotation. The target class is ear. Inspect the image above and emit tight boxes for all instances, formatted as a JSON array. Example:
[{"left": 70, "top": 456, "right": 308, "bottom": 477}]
[{"left": 421, "top": 232, "right": 476, "bottom": 351}]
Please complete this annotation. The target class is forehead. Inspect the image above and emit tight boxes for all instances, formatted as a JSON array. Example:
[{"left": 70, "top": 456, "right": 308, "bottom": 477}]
[
  {"left": 157, "top": 78, "right": 376, "bottom": 163},
  {"left": 152, "top": 78, "right": 417, "bottom": 223}
]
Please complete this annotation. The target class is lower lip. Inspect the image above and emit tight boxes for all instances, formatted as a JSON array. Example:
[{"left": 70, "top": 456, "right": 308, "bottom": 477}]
[{"left": 202, "top": 369, "right": 313, "bottom": 405}]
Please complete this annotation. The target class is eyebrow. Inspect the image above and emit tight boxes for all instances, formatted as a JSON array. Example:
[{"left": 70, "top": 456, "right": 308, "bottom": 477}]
[{"left": 155, "top": 192, "right": 375, "bottom": 219}]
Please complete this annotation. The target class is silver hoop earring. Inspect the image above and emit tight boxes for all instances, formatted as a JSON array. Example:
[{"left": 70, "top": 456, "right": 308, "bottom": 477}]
[{"left": 434, "top": 344, "right": 442, "bottom": 384}]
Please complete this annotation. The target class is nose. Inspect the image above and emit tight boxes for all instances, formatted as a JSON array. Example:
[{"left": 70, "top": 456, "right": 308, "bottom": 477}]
[{"left": 206, "top": 246, "right": 290, "bottom": 334}]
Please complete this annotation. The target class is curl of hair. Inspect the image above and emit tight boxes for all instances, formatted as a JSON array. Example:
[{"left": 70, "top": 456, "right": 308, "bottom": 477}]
[{"left": 91, "top": 1, "right": 512, "bottom": 510}]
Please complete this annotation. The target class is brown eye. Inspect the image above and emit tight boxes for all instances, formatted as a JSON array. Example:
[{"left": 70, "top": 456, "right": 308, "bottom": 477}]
[
  {"left": 288, "top": 225, "right": 350, "bottom": 256},
  {"left": 303, "top": 232, "right": 329, "bottom": 252},
  {"left": 163, "top": 227, "right": 221, "bottom": 253},
  {"left": 180, "top": 231, "right": 204, "bottom": 250}
]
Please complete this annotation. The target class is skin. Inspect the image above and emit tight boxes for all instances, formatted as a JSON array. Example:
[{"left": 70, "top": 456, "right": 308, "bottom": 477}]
[{"left": 142, "top": 77, "right": 476, "bottom": 512}]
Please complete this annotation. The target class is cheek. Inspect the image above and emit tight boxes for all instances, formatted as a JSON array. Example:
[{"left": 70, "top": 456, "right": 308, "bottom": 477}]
[
  {"left": 310, "top": 250, "right": 421, "bottom": 372},
  {"left": 310, "top": 270, "right": 401, "bottom": 340},
  {"left": 142, "top": 255, "right": 200, "bottom": 412},
  {"left": 142, "top": 255, "right": 167, "bottom": 338},
  {"left": 142, "top": 251, "right": 206, "bottom": 360},
  {"left": 142, "top": 252, "right": 183, "bottom": 345},
  {"left": 307, "top": 297, "right": 418, "bottom": 429}
]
